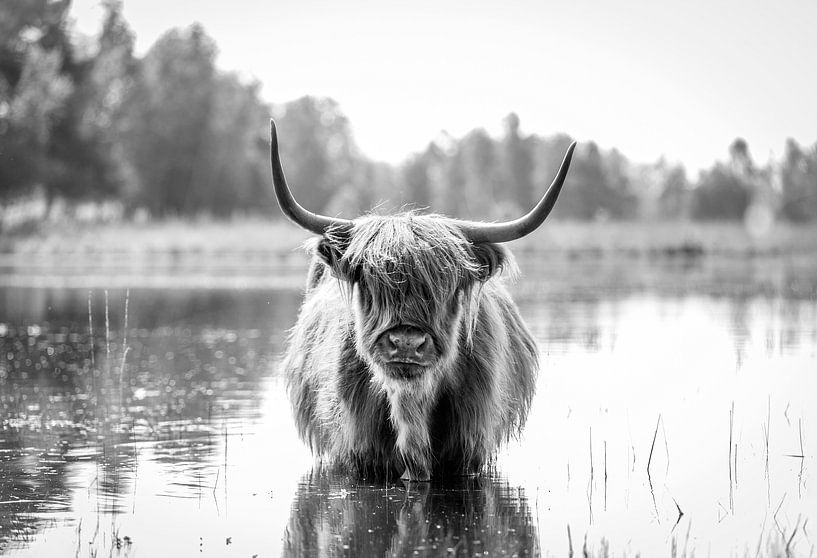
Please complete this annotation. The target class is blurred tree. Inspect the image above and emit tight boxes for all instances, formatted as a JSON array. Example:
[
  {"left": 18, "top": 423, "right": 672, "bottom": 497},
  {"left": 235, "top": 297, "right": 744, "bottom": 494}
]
[
  {"left": 50, "top": 0, "right": 136, "bottom": 204},
  {"left": 123, "top": 24, "right": 217, "bottom": 215},
  {"left": 401, "top": 144, "right": 436, "bottom": 211},
  {"left": 602, "top": 148, "right": 638, "bottom": 219},
  {"left": 501, "top": 113, "right": 534, "bottom": 212},
  {"left": 440, "top": 145, "right": 466, "bottom": 217},
  {"left": 326, "top": 160, "right": 396, "bottom": 217},
  {"left": 780, "top": 138, "right": 817, "bottom": 222},
  {"left": 548, "top": 141, "right": 635, "bottom": 220},
  {"left": 193, "top": 75, "right": 271, "bottom": 215},
  {"left": 561, "top": 141, "right": 607, "bottom": 219},
  {"left": 0, "top": 0, "right": 74, "bottom": 205},
  {"left": 530, "top": 133, "right": 574, "bottom": 202},
  {"left": 691, "top": 138, "right": 755, "bottom": 221},
  {"left": 656, "top": 163, "right": 689, "bottom": 219},
  {"left": 423, "top": 142, "right": 446, "bottom": 210},
  {"left": 0, "top": 46, "right": 72, "bottom": 203},
  {"left": 530, "top": 133, "right": 594, "bottom": 219},
  {"left": 460, "top": 129, "right": 499, "bottom": 219},
  {"left": 275, "top": 96, "right": 359, "bottom": 215},
  {"left": 0, "top": 0, "right": 72, "bottom": 89},
  {"left": 624, "top": 158, "right": 686, "bottom": 221},
  {"left": 691, "top": 165, "right": 751, "bottom": 221},
  {"left": 4, "top": 0, "right": 814, "bottom": 226},
  {"left": 729, "top": 138, "right": 753, "bottom": 174}
]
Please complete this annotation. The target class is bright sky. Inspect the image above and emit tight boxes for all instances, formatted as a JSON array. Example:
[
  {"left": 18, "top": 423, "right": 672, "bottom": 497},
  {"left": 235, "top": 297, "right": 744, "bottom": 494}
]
[{"left": 70, "top": 0, "right": 816, "bottom": 173}]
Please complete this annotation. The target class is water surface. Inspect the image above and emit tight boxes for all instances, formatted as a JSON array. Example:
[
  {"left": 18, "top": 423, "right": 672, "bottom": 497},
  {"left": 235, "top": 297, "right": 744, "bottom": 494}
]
[{"left": 0, "top": 256, "right": 814, "bottom": 556}]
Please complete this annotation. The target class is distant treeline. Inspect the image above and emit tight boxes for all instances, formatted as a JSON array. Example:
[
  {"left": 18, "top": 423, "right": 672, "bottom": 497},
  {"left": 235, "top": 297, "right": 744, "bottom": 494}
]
[{"left": 1, "top": 1, "right": 816, "bottom": 228}]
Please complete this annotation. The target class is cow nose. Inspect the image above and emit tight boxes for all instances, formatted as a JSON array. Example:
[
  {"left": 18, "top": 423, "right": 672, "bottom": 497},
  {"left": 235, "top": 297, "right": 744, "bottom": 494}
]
[{"left": 386, "top": 327, "right": 430, "bottom": 356}]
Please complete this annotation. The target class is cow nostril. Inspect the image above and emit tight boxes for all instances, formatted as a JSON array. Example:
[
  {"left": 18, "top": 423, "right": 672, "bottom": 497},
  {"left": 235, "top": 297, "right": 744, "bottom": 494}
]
[{"left": 388, "top": 333, "right": 401, "bottom": 349}]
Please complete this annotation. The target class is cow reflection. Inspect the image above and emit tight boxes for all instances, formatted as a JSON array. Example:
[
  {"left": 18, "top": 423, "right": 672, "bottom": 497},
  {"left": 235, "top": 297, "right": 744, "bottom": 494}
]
[{"left": 282, "top": 467, "right": 539, "bottom": 556}]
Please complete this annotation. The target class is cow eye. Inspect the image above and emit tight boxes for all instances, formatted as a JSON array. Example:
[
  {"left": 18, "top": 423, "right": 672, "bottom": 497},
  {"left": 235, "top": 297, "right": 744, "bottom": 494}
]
[{"left": 357, "top": 282, "right": 373, "bottom": 308}]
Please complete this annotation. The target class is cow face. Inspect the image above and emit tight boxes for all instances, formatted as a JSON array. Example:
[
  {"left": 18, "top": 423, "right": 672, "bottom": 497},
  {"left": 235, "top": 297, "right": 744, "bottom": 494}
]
[{"left": 315, "top": 215, "right": 511, "bottom": 385}]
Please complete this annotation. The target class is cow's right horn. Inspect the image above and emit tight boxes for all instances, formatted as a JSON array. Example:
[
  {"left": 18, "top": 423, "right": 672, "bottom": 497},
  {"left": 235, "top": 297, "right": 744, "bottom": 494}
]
[
  {"left": 458, "top": 141, "right": 576, "bottom": 243},
  {"left": 270, "top": 119, "right": 352, "bottom": 235}
]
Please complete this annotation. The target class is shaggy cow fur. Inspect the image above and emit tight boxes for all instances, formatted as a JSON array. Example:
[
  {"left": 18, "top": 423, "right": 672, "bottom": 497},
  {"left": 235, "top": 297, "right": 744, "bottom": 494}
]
[{"left": 283, "top": 213, "right": 538, "bottom": 481}]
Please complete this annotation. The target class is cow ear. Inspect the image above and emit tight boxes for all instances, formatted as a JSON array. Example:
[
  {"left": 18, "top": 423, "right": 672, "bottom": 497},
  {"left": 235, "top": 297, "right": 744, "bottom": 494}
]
[
  {"left": 316, "top": 238, "right": 355, "bottom": 281},
  {"left": 471, "top": 242, "right": 509, "bottom": 280}
]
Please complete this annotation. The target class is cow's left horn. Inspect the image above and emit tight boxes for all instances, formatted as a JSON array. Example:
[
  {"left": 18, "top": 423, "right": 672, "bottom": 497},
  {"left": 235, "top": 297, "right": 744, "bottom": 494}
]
[
  {"left": 270, "top": 119, "right": 352, "bottom": 235},
  {"left": 458, "top": 141, "right": 577, "bottom": 243}
]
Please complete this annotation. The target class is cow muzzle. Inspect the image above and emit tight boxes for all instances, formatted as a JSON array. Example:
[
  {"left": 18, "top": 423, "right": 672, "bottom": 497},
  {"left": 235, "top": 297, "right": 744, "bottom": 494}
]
[{"left": 375, "top": 326, "right": 437, "bottom": 372}]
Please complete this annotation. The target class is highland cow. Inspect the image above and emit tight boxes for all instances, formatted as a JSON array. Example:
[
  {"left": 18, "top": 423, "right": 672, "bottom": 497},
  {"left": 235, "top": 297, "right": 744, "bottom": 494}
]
[{"left": 271, "top": 120, "right": 575, "bottom": 481}]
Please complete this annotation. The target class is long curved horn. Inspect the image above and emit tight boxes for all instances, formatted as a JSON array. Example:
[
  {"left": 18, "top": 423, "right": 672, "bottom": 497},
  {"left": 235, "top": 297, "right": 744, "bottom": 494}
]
[
  {"left": 458, "top": 141, "right": 577, "bottom": 243},
  {"left": 270, "top": 119, "right": 352, "bottom": 235}
]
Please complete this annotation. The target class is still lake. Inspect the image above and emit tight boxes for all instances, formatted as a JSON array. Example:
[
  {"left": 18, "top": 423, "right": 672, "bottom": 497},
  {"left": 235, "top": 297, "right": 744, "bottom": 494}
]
[{"left": 0, "top": 254, "right": 814, "bottom": 557}]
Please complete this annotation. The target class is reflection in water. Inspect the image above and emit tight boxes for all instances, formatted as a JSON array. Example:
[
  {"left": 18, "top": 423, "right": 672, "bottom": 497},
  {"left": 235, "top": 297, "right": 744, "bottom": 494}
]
[
  {"left": 0, "top": 454, "right": 72, "bottom": 542},
  {"left": 283, "top": 469, "right": 538, "bottom": 557},
  {"left": 0, "top": 258, "right": 814, "bottom": 556},
  {"left": 0, "top": 287, "right": 301, "bottom": 335},
  {"left": 0, "top": 288, "right": 293, "bottom": 554}
]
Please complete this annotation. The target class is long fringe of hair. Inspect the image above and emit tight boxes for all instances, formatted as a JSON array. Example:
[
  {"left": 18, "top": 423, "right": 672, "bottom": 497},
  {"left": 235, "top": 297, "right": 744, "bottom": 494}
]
[{"left": 319, "top": 212, "right": 518, "bottom": 346}]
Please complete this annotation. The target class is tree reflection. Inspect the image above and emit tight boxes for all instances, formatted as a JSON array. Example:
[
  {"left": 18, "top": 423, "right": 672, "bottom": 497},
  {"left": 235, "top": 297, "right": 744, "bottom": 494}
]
[{"left": 283, "top": 467, "right": 539, "bottom": 556}]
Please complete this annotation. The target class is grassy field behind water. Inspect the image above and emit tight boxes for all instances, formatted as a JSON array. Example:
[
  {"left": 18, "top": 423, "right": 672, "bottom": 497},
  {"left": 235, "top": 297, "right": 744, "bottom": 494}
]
[
  {"left": 2, "top": 218, "right": 815, "bottom": 291},
  {"left": 3, "top": 218, "right": 817, "bottom": 263}
]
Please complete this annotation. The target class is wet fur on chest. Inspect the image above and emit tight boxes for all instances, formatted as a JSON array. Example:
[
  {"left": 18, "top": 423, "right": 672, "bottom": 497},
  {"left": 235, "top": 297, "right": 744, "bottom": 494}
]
[{"left": 326, "top": 337, "right": 506, "bottom": 479}]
